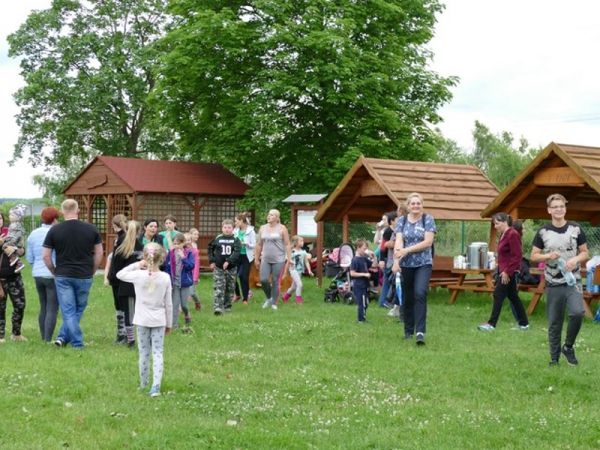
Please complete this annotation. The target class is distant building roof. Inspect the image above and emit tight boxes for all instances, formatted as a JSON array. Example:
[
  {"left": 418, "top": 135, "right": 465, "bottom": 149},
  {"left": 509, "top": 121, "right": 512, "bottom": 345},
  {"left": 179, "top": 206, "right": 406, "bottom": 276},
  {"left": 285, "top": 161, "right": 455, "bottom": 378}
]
[
  {"left": 64, "top": 156, "right": 249, "bottom": 196},
  {"left": 282, "top": 194, "right": 327, "bottom": 203}
]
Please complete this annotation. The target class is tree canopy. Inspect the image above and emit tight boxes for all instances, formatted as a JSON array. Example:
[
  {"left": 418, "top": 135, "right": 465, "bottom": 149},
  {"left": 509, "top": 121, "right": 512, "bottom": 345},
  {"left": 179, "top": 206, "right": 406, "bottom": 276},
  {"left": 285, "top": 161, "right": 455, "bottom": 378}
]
[
  {"left": 156, "top": 0, "right": 456, "bottom": 209},
  {"left": 10, "top": 0, "right": 457, "bottom": 207},
  {"left": 8, "top": 0, "right": 174, "bottom": 190}
]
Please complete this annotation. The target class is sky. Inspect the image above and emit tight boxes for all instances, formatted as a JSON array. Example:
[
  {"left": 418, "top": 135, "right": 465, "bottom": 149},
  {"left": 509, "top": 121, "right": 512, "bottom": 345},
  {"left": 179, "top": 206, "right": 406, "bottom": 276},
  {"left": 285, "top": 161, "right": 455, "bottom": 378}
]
[
  {"left": 2, "top": 1, "right": 600, "bottom": 198},
  {"left": 429, "top": 0, "right": 600, "bottom": 150}
]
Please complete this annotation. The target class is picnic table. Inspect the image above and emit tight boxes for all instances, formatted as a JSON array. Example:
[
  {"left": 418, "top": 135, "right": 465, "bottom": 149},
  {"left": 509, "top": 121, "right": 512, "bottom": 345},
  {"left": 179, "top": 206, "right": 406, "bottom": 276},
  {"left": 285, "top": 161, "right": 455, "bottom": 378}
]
[
  {"left": 447, "top": 268, "right": 495, "bottom": 304},
  {"left": 524, "top": 267, "right": 600, "bottom": 318}
]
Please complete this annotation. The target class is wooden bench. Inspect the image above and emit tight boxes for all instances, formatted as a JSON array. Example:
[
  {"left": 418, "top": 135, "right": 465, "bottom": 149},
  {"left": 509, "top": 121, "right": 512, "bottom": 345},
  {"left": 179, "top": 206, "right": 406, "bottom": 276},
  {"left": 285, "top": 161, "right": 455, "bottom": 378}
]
[{"left": 429, "top": 256, "right": 460, "bottom": 288}]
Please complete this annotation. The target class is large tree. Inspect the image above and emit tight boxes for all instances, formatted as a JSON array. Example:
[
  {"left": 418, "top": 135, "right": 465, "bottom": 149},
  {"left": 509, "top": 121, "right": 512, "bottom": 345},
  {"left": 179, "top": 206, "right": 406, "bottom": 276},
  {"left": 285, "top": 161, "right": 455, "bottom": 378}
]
[
  {"left": 156, "top": 0, "right": 456, "bottom": 209},
  {"left": 8, "top": 0, "right": 174, "bottom": 195}
]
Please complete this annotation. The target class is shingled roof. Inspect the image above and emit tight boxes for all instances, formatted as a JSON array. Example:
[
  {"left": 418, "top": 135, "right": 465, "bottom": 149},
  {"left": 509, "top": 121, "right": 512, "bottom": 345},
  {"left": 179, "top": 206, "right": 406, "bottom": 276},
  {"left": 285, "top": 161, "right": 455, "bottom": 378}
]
[
  {"left": 482, "top": 142, "right": 600, "bottom": 223},
  {"left": 315, "top": 156, "right": 499, "bottom": 222},
  {"left": 64, "top": 156, "right": 249, "bottom": 196}
]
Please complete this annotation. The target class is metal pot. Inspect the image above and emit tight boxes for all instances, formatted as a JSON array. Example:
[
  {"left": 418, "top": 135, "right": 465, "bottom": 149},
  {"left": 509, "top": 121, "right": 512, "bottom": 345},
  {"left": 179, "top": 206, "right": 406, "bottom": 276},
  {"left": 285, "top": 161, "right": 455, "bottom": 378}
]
[{"left": 467, "top": 242, "right": 489, "bottom": 269}]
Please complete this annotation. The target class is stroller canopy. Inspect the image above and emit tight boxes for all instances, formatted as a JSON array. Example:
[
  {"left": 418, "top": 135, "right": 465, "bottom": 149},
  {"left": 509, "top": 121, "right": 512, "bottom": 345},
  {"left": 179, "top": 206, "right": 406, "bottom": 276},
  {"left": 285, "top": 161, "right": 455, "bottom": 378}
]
[{"left": 338, "top": 243, "right": 354, "bottom": 268}]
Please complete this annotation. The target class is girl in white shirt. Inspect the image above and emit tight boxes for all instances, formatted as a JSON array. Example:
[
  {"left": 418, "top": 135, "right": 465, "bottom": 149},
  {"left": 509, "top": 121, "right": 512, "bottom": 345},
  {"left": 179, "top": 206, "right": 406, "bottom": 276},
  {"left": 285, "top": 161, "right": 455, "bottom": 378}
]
[{"left": 117, "top": 242, "right": 172, "bottom": 397}]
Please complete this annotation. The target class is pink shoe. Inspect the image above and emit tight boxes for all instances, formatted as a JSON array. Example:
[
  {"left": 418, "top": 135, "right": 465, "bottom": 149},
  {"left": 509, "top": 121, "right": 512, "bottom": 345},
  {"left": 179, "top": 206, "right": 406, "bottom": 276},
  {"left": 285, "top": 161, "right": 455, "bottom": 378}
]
[
  {"left": 295, "top": 295, "right": 303, "bottom": 304},
  {"left": 282, "top": 292, "right": 291, "bottom": 303}
]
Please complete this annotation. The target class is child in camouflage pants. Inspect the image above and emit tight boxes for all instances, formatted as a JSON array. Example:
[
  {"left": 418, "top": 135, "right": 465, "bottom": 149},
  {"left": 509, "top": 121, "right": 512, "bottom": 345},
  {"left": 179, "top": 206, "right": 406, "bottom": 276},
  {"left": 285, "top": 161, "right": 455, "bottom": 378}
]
[{"left": 208, "top": 219, "right": 241, "bottom": 315}]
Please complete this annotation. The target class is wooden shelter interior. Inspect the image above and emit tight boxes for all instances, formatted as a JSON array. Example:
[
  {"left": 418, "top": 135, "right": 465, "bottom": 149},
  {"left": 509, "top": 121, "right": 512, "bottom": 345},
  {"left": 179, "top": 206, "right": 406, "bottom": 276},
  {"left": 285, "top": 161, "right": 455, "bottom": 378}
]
[{"left": 314, "top": 156, "right": 500, "bottom": 285}]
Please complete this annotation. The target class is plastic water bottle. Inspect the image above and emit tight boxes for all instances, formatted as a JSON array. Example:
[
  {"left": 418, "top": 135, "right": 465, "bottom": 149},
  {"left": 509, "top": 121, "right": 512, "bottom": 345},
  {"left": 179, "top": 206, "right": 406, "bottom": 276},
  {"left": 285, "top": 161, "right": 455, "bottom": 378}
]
[
  {"left": 557, "top": 258, "right": 576, "bottom": 286},
  {"left": 395, "top": 272, "right": 402, "bottom": 306}
]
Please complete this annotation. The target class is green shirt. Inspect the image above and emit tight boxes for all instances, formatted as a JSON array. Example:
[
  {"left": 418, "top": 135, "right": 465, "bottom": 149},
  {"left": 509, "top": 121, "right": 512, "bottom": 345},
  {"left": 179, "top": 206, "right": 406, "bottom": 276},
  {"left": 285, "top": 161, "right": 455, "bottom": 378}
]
[
  {"left": 236, "top": 229, "right": 247, "bottom": 255},
  {"left": 159, "top": 230, "right": 178, "bottom": 251}
]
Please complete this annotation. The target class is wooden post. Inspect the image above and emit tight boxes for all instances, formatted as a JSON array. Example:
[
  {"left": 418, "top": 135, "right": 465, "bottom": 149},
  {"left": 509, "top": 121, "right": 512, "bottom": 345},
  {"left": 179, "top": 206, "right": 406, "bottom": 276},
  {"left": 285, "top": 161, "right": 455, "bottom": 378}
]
[
  {"left": 316, "top": 220, "right": 324, "bottom": 287},
  {"left": 290, "top": 205, "right": 298, "bottom": 236},
  {"left": 342, "top": 215, "right": 349, "bottom": 243}
]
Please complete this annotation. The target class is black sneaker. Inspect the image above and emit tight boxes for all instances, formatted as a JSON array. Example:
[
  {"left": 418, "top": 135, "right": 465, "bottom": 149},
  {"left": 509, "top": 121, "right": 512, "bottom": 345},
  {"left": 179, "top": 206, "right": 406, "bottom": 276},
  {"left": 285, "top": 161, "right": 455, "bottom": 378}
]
[
  {"left": 54, "top": 338, "right": 65, "bottom": 348},
  {"left": 416, "top": 332, "right": 426, "bottom": 346},
  {"left": 561, "top": 345, "right": 578, "bottom": 366},
  {"left": 549, "top": 360, "right": 559, "bottom": 367}
]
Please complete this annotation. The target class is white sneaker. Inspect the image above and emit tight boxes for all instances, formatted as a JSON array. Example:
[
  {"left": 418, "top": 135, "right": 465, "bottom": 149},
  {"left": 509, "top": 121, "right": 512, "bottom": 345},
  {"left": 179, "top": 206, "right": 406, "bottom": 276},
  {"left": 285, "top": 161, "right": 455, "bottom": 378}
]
[
  {"left": 387, "top": 305, "right": 400, "bottom": 317},
  {"left": 271, "top": 303, "right": 278, "bottom": 310},
  {"left": 262, "top": 299, "right": 271, "bottom": 309}
]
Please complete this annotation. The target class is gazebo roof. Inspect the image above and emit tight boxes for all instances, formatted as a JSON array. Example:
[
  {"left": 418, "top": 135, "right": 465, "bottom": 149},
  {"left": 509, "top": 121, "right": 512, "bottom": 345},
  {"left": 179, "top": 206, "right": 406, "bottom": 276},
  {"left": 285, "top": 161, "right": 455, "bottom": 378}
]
[
  {"left": 64, "top": 156, "right": 249, "bottom": 196},
  {"left": 315, "top": 156, "right": 499, "bottom": 222},
  {"left": 482, "top": 142, "right": 600, "bottom": 223}
]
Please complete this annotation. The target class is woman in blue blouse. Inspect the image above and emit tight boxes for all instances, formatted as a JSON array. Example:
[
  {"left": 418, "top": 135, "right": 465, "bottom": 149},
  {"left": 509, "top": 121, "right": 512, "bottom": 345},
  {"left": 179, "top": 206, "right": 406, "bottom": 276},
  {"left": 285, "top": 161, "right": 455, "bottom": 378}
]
[
  {"left": 26, "top": 207, "right": 60, "bottom": 342},
  {"left": 392, "top": 193, "right": 436, "bottom": 346}
]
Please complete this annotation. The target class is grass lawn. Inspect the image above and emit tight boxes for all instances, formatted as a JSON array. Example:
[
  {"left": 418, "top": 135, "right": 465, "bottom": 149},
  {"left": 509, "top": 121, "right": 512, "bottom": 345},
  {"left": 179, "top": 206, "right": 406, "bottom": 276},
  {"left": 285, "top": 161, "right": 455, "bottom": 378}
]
[{"left": 1, "top": 270, "right": 599, "bottom": 449}]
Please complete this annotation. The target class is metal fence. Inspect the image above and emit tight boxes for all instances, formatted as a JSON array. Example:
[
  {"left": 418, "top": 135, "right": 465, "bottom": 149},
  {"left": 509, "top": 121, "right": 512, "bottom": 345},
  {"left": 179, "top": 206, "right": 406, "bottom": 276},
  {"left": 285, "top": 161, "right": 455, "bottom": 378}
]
[{"left": 324, "top": 218, "right": 600, "bottom": 260}]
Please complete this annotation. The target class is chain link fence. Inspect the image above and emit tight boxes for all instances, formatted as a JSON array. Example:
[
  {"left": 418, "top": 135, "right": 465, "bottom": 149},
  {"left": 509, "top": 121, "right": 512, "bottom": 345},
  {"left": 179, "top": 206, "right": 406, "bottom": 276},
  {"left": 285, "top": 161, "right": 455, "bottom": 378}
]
[{"left": 324, "top": 218, "right": 600, "bottom": 259}]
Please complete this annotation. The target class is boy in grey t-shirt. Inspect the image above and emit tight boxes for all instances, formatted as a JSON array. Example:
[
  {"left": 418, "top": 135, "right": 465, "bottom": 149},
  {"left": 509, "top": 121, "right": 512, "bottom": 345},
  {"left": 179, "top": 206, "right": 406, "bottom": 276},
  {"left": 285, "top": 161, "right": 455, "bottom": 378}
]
[{"left": 531, "top": 193, "right": 588, "bottom": 367}]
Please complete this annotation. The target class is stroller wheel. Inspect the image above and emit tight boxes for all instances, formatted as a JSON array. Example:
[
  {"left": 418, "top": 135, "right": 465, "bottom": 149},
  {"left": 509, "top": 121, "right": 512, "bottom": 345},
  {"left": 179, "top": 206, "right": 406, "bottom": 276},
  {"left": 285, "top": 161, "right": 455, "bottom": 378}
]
[{"left": 343, "top": 292, "right": 355, "bottom": 305}]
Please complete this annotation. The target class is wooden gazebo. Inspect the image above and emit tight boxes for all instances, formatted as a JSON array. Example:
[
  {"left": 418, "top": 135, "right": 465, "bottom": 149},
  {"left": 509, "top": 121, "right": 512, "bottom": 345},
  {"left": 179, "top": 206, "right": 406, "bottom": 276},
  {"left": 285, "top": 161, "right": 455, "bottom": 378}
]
[
  {"left": 314, "top": 156, "right": 500, "bottom": 282},
  {"left": 482, "top": 142, "right": 600, "bottom": 316},
  {"left": 63, "top": 156, "right": 249, "bottom": 266},
  {"left": 482, "top": 142, "right": 600, "bottom": 223}
]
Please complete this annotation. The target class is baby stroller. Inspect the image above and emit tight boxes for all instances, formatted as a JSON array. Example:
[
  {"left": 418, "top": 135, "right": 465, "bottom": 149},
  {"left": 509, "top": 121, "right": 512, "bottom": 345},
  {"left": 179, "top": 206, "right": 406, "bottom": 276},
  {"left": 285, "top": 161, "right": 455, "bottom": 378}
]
[{"left": 324, "top": 243, "right": 355, "bottom": 304}]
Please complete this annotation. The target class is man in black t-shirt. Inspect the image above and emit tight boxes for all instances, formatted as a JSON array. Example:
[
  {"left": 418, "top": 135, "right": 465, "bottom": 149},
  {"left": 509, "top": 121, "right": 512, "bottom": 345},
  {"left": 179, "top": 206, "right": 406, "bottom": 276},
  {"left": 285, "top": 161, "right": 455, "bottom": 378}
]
[
  {"left": 531, "top": 193, "right": 588, "bottom": 367},
  {"left": 43, "top": 199, "right": 103, "bottom": 348}
]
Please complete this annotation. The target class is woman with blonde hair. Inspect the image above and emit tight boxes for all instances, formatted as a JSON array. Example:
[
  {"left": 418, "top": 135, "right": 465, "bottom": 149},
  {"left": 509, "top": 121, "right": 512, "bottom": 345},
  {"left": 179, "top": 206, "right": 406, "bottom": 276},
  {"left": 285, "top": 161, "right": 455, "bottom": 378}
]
[
  {"left": 254, "top": 209, "right": 292, "bottom": 310},
  {"left": 104, "top": 214, "right": 128, "bottom": 344},
  {"left": 109, "top": 220, "right": 143, "bottom": 346},
  {"left": 392, "top": 193, "right": 436, "bottom": 346}
]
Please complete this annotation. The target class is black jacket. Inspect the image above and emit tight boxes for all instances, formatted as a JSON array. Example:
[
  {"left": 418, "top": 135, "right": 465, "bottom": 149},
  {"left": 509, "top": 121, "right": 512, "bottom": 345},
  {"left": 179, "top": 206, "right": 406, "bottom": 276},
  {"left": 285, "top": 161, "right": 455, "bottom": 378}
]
[{"left": 208, "top": 234, "right": 242, "bottom": 269}]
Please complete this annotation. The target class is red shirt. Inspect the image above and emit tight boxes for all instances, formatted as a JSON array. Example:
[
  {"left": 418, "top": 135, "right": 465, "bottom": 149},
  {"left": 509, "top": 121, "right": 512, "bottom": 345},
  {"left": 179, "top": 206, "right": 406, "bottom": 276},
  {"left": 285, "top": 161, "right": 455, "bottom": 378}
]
[
  {"left": 497, "top": 227, "right": 522, "bottom": 275},
  {"left": 0, "top": 227, "right": 8, "bottom": 238}
]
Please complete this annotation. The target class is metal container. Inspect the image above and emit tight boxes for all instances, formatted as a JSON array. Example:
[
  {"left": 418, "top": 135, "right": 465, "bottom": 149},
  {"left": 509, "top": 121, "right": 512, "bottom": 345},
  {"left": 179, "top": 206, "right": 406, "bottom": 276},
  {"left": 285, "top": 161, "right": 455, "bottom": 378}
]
[{"left": 467, "top": 242, "right": 489, "bottom": 269}]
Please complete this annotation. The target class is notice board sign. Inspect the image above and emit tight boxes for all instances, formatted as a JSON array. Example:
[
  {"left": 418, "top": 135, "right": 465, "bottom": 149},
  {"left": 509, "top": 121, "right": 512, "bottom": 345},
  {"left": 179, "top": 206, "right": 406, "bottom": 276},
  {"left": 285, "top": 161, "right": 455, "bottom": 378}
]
[{"left": 297, "top": 210, "right": 318, "bottom": 237}]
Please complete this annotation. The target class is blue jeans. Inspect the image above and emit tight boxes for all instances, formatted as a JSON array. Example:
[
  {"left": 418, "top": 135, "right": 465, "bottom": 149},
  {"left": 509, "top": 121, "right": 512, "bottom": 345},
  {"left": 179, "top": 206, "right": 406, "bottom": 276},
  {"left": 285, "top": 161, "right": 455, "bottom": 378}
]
[
  {"left": 401, "top": 265, "right": 432, "bottom": 335},
  {"left": 55, "top": 277, "right": 93, "bottom": 348},
  {"left": 378, "top": 267, "right": 392, "bottom": 306}
]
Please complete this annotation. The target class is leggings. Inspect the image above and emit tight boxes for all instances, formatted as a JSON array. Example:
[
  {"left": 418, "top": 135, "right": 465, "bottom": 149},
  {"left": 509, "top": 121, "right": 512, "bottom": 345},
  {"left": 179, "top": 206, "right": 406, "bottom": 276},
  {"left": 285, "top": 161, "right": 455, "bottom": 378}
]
[
  {"left": 259, "top": 261, "right": 286, "bottom": 302},
  {"left": 286, "top": 269, "right": 303, "bottom": 296},
  {"left": 235, "top": 255, "right": 251, "bottom": 301},
  {"left": 171, "top": 286, "right": 191, "bottom": 328},
  {"left": 34, "top": 277, "right": 58, "bottom": 342},
  {"left": 137, "top": 326, "right": 165, "bottom": 389},
  {"left": 116, "top": 295, "right": 135, "bottom": 326}
]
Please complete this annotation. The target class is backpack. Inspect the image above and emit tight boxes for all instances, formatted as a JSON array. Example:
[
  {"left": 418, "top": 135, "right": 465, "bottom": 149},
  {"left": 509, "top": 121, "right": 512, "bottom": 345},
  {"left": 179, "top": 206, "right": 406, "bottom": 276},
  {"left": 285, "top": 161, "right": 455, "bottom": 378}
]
[{"left": 400, "top": 214, "right": 435, "bottom": 258}]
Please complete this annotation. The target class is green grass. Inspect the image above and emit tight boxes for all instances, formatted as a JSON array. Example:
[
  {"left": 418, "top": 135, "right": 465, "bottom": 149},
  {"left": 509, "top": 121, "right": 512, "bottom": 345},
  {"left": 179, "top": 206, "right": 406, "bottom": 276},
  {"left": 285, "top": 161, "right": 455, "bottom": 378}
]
[{"left": 1, "top": 270, "right": 600, "bottom": 449}]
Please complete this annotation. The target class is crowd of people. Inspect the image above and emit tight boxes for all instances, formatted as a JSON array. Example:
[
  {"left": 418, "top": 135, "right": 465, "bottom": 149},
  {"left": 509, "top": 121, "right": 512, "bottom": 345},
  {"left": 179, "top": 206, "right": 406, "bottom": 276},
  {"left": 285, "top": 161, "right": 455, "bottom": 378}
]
[{"left": 0, "top": 191, "right": 590, "bottom": 397}]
